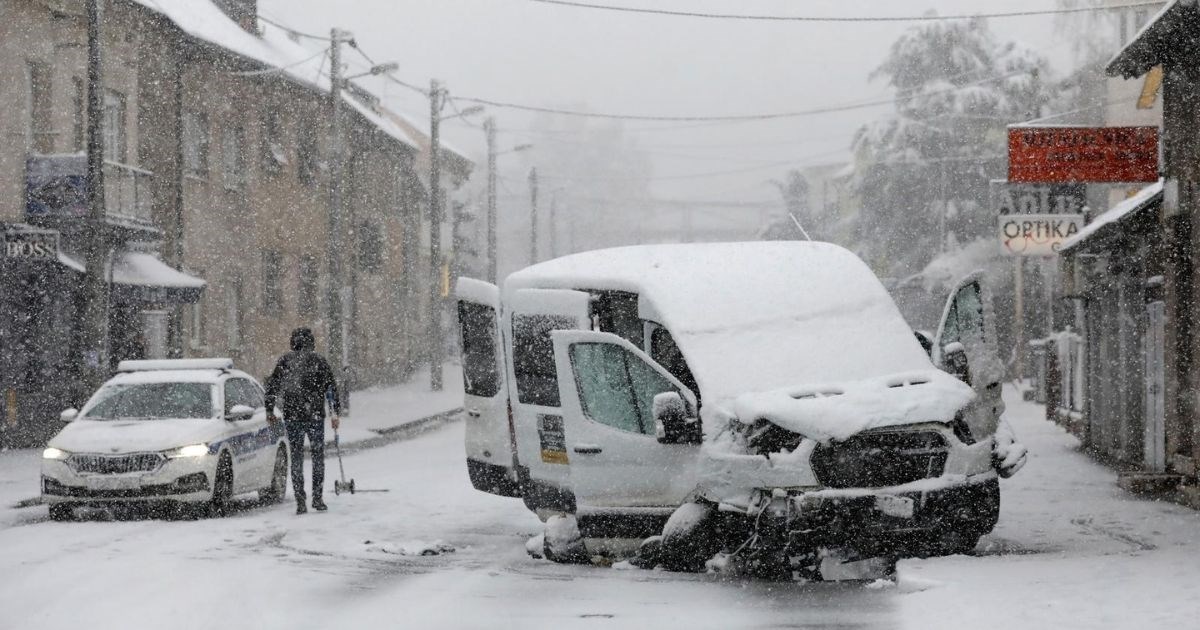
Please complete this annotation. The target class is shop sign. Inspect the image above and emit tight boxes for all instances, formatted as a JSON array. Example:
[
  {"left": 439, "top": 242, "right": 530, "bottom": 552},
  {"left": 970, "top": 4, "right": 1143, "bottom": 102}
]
[
  {"left": 25, "top": 154, "right": 87, "bottom": 218},
  {"left": 1008, "top": 126, "right": 1159, "bottom": 184},
  {"left": 999, "top": 214, "right": 1084, "bottom": 256},
  {"left": 4, "top": 231, "right": 60, "bottom": 261}
]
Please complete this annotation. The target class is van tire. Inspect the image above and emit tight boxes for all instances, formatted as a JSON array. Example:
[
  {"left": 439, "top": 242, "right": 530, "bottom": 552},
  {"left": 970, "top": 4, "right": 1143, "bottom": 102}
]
[
  {"left": 656, "top": 501, "right": 721, "bottom": 572},
  {"left": 542, "top": 514, "right": 589, "bottom": 564}
]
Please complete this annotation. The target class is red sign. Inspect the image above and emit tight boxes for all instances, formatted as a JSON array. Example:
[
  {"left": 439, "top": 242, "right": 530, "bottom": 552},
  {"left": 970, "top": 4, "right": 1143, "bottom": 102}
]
[{"left": 1008, "top": 126, "right": 1159, "bottom": 184}]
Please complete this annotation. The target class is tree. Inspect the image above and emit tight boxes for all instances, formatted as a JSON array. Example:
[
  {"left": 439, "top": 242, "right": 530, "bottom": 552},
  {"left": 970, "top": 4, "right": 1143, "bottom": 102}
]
[
  {"left": 760, "top": 170, "right": 811, "bottom": 240},
  {"left": 850, "top": 18, "right": 1048, "bottom": 277}
]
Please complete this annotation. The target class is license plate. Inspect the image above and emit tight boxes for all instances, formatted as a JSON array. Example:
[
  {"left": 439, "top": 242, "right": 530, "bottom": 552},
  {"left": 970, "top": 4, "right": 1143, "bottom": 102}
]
[
  {"left": 86, "top": 475, "right": 143, "bottom": 491},
  {"left": 874, "top": 494, "right": 914, "bottom": 519}
]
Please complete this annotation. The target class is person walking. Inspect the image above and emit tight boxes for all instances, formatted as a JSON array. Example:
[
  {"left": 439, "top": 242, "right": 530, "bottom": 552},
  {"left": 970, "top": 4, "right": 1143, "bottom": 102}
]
[{"left": 265, "top": 328, "right": 341, "bottom": 514}]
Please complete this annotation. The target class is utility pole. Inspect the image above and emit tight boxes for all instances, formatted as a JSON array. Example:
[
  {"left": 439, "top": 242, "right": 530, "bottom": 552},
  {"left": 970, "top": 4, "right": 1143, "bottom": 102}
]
[
  {"left": 428, "top": 79, "right": 445, "bottom": 391},
  {"left": 326, "top": 28, "right": 351, "bottom": 405},
  {"left": 82, "top": 0, "right": 109, "bottom": 389},
  {"left": 485, "top": 117, "right": 498, "bottom": 284},
  {"left": 549, "top": 191, "right": 558, "bottom": 259},
  {"left": 529, "top": 167, "right": 538, "bottom": 265}
]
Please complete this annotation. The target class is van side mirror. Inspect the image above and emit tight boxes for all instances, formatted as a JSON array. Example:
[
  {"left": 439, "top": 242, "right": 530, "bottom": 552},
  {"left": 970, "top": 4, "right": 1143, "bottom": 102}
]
[
  {"left": 653, "top": 392, "right": 701, "bottom": 445},
  {"left": 942, "top": 341, "right": 971, "bottom": 384},
  {"left": 60, "top": 408, "right": 78, "bottom": 423},
  {"left": 226, "top": 404, "right": 255, "bottom": 421}
]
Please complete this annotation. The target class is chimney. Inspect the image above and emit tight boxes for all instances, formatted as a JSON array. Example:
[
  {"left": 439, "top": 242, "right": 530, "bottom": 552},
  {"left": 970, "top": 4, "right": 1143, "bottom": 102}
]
[{"left": 212, "top": 0, "right": 258, "bottom": 34}]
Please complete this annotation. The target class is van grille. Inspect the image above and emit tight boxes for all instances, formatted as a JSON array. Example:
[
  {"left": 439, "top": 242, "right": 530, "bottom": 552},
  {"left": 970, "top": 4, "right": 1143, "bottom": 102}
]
[
  {"left": 68, "top": 453, "right": 165, "bottom": 475},
  {"left": 811, "top": 430, "right": 947, "bottom": 489}
]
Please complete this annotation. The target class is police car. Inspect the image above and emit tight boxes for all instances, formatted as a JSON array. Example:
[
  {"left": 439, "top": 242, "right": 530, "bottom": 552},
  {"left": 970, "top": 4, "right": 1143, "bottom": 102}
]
[{"left": 41, "top": 359, "right": 289, "bottom": 520}]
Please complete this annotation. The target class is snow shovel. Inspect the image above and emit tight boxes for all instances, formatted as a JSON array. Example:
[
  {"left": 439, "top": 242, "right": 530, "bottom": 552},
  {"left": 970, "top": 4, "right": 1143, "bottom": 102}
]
[{"left": 331, "top": 429, "right": 389, "bottom": 495}]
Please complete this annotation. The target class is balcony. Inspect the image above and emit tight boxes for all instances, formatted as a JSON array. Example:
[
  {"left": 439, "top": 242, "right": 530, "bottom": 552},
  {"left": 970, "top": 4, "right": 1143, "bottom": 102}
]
[{"left": 25, "top": 153, "right": 156, "bottom": 231}]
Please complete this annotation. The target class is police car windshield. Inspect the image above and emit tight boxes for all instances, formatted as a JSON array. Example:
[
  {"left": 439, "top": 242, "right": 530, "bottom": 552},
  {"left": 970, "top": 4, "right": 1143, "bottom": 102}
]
[{"left": 83, "top": 382, "right": 214, "bottom": 420}]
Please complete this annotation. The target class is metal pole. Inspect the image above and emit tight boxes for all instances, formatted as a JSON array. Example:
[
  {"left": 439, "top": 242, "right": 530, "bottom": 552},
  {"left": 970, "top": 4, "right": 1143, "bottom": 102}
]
[
  {"left": 549, "top": 191, "right": 558, "bottom": 259},
  {"left": 529, "top": 167, "right": 538, "bottom": 265},
  {"left": 82, "top": 0, "right": 109, "bottom": 388},
  {"left": 327, "top": 28, "right": 349, "bottom": 402},
  {"left": 428, "top": 79, "right": 444, "bottom": 391},
  {"left": 485, "top": 117, "right": 498, "bottom": 284},
  {"left": 1014, "top": 256, "right": 1025, "bottom": 381}
]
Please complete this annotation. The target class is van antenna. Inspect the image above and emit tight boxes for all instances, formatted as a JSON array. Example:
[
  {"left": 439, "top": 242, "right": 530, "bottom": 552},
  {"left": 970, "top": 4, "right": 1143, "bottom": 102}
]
[{"left": 788, "top": 213, "right": 813, "bottom": 241}]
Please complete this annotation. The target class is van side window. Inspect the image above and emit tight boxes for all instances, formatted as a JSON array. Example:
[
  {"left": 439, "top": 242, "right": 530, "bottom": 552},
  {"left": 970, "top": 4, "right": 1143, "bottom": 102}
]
[
  {"left": 458, "top": 302, "right": 500, "bottom": 398},
  {"left": 570, "top": 342, "right": 677, "bottom": 435},
  {"left": 650, "top": 327, "right": 699, "bottom": 402},
  {"left": 592, "top": 291, "right": 643, "bottom": 348},
  {"left": 513, "top": 314, "right": 575, "bottom": 406}
]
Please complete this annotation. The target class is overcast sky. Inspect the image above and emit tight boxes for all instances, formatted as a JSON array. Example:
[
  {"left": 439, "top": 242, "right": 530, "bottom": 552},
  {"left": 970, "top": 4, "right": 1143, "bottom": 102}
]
[{"left": 258, "top": 0, "right": 1079, "bottom": 204}]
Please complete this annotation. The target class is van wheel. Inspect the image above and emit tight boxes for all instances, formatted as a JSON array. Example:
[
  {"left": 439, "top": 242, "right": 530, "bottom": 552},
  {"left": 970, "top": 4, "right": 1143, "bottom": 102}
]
[
  {"left": 542, "top": 514, "right": 589, "bottom": 564},
  {"left": 656, "top": 501, "right": 721, "bottom": 572},
  {"left": 259, "top": 445, "right": 288, "bottom": 504},
  {"left": 209, "top": 453, "right": 234, "bottom": 517},
  {"left": 49, "top": 503, "right": 74, "bottom": 522}
]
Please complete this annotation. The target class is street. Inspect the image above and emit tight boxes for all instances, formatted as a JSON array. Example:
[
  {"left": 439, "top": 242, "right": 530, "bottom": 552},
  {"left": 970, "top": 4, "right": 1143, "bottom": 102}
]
[{"left": 3, "top": 385, "right": 1199, "bottom": 630}]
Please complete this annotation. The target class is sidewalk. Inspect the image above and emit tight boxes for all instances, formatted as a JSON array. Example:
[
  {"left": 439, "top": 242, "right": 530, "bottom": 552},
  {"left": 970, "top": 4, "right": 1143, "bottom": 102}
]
[{"left": 328, "top": 363, "right": 465, "bottom": 448}]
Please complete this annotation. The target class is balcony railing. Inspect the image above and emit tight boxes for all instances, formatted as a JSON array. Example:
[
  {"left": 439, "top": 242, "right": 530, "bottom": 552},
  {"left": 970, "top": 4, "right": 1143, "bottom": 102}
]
[{"left": 25, "top": 153, "right": 155, "bottom": 226}]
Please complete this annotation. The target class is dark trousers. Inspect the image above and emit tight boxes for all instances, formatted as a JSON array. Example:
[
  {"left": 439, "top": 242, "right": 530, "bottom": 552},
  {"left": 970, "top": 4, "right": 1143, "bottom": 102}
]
[{"left": 284, "top": 415, "right": 325, "bottom": 501}]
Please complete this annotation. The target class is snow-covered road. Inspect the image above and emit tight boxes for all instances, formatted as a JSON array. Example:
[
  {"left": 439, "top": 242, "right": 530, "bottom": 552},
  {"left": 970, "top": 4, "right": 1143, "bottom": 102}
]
[{"left": 3, "top": 386, "right": 1200, "bottom": 629}]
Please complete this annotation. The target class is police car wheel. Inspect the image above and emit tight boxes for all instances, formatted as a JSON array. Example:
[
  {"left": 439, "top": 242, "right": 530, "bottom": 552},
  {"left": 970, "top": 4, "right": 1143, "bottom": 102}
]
[
  {"left": 48, "top": 503, "right": 74, "bottom": 522},
  {"left": 259, "top": 445, "right": 288, "bottom": 504},
  {"left": 209, "top": 453, "right": 234, "bottom": 517}
]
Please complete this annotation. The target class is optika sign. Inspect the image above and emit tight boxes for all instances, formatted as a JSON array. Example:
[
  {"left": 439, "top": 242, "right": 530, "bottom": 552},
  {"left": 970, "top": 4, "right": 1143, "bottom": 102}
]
[
  {"left": 4, "top": 232, "right": 60, "bottom": 260},
  {"left": 999, "top": 214, "right": 1083, "bottom": 256}
]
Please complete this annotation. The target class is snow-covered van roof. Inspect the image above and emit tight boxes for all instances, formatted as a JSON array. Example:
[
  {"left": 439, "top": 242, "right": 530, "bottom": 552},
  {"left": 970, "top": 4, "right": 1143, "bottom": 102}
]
[{"left": 504, "top": 242, "right": 937, "bottom": 405}]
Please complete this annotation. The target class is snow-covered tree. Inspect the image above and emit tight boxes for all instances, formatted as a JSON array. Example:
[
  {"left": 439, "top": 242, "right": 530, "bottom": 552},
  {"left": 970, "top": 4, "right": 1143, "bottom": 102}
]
[
  {"left": 850, "top": 18, "right": 1049, "bottom": 277},
  {"left": 759, "top": 170, "right": 811, "bottom": 240}
]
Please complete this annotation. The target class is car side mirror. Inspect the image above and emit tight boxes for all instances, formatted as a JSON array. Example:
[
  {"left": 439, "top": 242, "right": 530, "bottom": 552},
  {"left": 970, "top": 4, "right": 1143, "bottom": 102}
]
[
  {"left": 226, "top": 404, "right": 255, "bottom": 421},
  {"left": 60, "top": 408, "right": 78, "bottom": 423},
  {"left": 942, "top": 341, "right": 971, "bottom": 384},
  {"left": 653, "top": 392, "right": 700, "bottom": 445}
]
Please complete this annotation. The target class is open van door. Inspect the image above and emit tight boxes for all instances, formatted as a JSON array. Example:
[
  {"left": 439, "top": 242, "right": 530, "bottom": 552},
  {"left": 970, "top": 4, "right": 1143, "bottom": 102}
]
[
  {"left": 457, "top": 278, "right": 520, "bottom": 497},
  {"left": 932, "top": 272, "right": 1005, "bottom": 440},
  {"left": 505, "top": 288, "right": 593, "bottom": 513},
  {"left": 550, "top": 330, "right": 700, "bottom": 532}
]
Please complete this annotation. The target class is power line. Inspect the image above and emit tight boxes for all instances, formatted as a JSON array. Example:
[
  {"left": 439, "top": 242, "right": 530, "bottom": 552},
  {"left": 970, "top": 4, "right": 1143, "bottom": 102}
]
[
  {"left": 526, "top": 0, "right": 1163, "bottom": 22},
  {"left": 230, "top": 46, "right": 329, "bottom": 77},
  {"left": 257, "top": 13, "right": 332, "bottom": 40}
]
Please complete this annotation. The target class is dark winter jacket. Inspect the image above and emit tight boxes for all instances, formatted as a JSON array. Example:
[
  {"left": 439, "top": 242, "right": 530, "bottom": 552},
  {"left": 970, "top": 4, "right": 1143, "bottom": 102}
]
[{"left": 265, "top": 328, "right": 341, "bottom": 420}]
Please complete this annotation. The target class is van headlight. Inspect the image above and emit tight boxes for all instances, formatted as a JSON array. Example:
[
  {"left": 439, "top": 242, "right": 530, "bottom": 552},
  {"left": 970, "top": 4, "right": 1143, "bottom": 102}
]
[
  {"left": 166, "top": 444, "right": 210, "bottom": 458},
  {"left": 42, "top": 447, "right": 69, "bottom": 460}
]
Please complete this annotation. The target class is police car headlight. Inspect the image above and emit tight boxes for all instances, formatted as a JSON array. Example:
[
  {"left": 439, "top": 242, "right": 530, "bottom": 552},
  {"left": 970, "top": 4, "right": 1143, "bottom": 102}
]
[
  {"left": 166, "top": 444, "right": 210, "bottom": 458},
  {"left": 42, "top": 447, "right": 69, "bottom": 460}
]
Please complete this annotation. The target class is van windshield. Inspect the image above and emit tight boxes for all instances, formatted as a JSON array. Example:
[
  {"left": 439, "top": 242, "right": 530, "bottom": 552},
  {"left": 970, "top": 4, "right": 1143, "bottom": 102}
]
[{"left": 83, "top": 382, "right": 215, "bottom": 420}]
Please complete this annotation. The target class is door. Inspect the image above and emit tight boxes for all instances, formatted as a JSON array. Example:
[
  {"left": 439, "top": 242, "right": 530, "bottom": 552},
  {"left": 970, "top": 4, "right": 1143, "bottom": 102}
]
[
  {"left": 455, "top": 277, "right": 518, "bottom": 496},
  {"left": 551, "top": 330, "right": 699, "bottom": 511},
  {"left": 1144, "top": 300, "right": 1166, "bottom": 472},
  {"left": 221, "top": 377, "right": 269, "bottom": 492},
  {"left": 504, "top": 288, "right": 592, "bottom": 500},
  {"left": 932, "top": 273, "right": 1004, "bottom": 440}
]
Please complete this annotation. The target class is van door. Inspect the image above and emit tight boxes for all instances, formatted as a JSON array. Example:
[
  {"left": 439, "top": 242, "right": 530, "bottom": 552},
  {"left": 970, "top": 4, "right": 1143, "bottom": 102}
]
[
  {"left": 456, "top": 278, "right": 519, "bottom": 497},
  {"left": 505, "top": 288, "right": 592, "bottom": 512},
  {"left": 550, "top": 330, "right": 699, "bottom": 514},
  {"left": 932, "top": 272, "right": 1005, "bottom": 439}
]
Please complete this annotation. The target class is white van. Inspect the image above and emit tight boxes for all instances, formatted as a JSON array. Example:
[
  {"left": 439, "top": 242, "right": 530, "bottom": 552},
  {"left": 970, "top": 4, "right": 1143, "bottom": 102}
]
[{"left": 456, "top": 242, "right": 1026, "bottom": 572}]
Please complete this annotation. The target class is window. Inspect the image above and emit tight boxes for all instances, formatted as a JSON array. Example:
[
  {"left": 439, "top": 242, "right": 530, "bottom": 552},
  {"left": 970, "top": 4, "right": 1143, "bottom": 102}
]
[
  {"left": 593, "top": 291, "right": 643, "bottom": 347},
  {"left": 190, "top": 301, "right": 206, "bottom": 349},
  {"left": 27, "top": 61, "right": 53, "bottom": 153},
  {"left": 458, "top": 302, "right": 500, "bottom": 397},
  {"left": 358, "top": 221, "right": 383, "bottom": 272},
  {"left": 221, "top": 125, "right": 247, "bottom": 189},
  {"left": 649, "top": 327, "right": 699, "bottom": 401},
  {"left": 512, "top": 314, "right": 576, "bottom": 406},
  {"left": 261, "top": 111, "right": 287, "bottom": 174},
  {"left": 72, "top": 77, "right": 85, "bottom": 151},
  {"left": 224, "top": 378, "right": 264, "bottom": 413},
  {"left": 83, "top": 383, "right": 214, "bottom": 420},
  {"left": 228, "top": 276, "right": 244, "bottom": 349},
  {"left": 570, "top": 342, "right": 677, "bottom": 435},
  {"left": 183, "top": 111, "right": 209, "bottom": 176},
  {"left": 102, "top": 89, "right": 126, "bottom": 163},
  {"left": 262, "top": 251, "right": 282, "bottom": 308},
  {"left": 298, "top": 256, "right": 319, "bottom": 316},
  {"left": 297, "top": 123, "right": 319, "bottom": 185}
]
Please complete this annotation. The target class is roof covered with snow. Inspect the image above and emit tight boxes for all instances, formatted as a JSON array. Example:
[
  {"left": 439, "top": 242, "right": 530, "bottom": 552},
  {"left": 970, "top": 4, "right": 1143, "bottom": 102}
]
[
  {"left": 1107, "top": 1, "right": 1198, "bottom": 79},
  {"left": 1060, "top": 179, "right": 1163, "bottom": 252},
  {"left": 132, "top": 0, "right": 419, "bottom": 150},
  {"left": 505, "top": 242, "right": 936, "bottom": 405}
]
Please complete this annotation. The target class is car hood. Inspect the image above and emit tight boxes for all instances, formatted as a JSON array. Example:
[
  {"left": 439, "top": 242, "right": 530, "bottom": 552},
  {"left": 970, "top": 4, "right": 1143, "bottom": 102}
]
[
  {"left": 50, "top": 418, "right": 220, "bottom": 454},
  {"left": 728, "top": 369, "right": 975, "bottom": 444}
]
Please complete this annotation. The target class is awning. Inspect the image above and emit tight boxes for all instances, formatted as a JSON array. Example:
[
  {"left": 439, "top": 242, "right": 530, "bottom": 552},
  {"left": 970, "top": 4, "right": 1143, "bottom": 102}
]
[
  {"left": 1059, "top": 180, "right": 1163, "bottom": 253},
  {"left": 57, "top": 251, "right": 206, "bottom": 304}
]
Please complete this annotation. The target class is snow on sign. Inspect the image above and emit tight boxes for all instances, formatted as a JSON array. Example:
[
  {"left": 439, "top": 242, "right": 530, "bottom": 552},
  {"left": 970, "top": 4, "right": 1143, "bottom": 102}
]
[
  {"left": 1000, "top": 214, "right": 1083, "bottom": 256},
  {"left": 1008, "top": 126, "right": 1159, "bottom": 184}
]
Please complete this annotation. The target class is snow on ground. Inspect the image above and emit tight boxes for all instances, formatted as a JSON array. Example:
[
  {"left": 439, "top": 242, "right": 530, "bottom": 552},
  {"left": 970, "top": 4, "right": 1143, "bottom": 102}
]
[
  {"left": 2, "top": 384, "right": 1199, "bottom": 629},
  {"left": 335, "top": 363, "right": 465, "bottom": 446}
]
